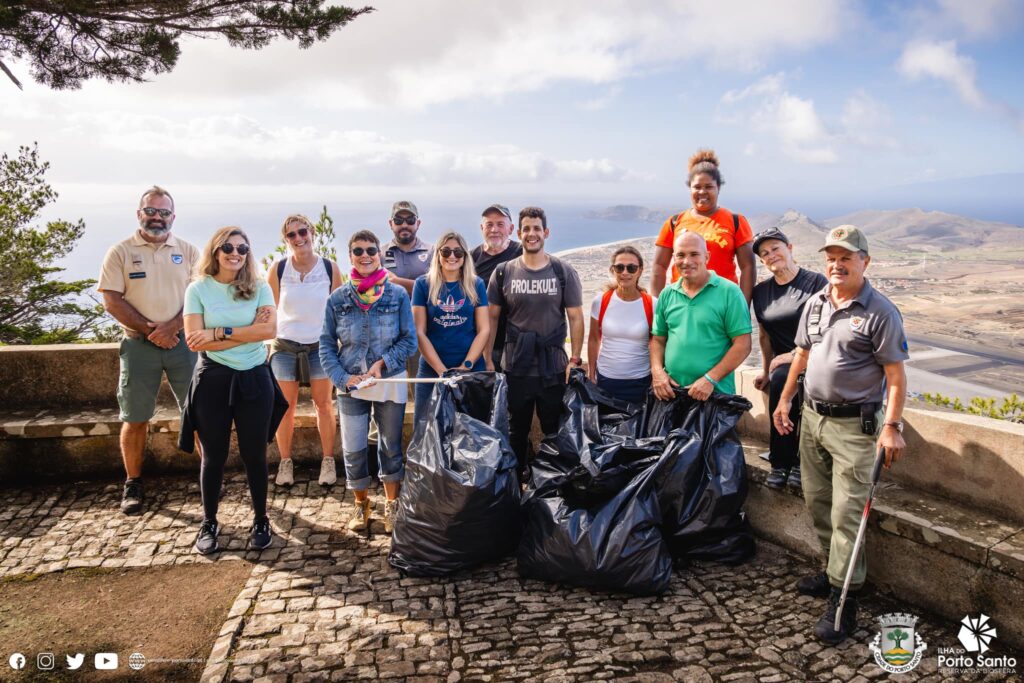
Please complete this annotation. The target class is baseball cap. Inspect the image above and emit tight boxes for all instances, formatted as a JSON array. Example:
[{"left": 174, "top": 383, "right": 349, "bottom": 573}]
[
  {"left": 391, "top": 200, "right": 418, "bottom": 219},
  {"left": 481, "top": 204, "right": 512, "bottom": 221},
  {"left": 751, "top": 227, "right": 790, "bottom": 256},
  {"left": 820, "top": 224, "right": 869, "bottom": 255}
]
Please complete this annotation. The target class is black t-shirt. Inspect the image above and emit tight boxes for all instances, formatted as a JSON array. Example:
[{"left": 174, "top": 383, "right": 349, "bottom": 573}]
[
  {"left": 472, "top": 241, "right": 523, "bottom": 286},
  {"left": 752, "top": 267, "right": 829, "bottom": 357}
]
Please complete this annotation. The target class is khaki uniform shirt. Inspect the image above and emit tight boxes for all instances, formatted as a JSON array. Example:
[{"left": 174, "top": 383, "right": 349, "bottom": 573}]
[{"left": 98, "top": 231, "right": 200, "bottom": 328}]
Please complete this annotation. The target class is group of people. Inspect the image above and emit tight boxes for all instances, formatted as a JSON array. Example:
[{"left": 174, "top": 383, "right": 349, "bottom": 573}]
[{"left": 97, "top": 148, "right": 909, "bottom": 646}]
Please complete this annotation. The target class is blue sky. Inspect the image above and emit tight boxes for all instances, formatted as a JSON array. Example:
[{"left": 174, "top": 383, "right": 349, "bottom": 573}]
[{"left": 2, "top": 0, "right": 1024, "bottom": 218}]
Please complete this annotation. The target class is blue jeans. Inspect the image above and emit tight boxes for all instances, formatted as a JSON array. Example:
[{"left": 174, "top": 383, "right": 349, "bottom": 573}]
[
  {"left": 337, "top": 394, "right": 405, "bottom": 490},
  {"left": 596, "top": 372, "right": 652, "bottom": 405}
]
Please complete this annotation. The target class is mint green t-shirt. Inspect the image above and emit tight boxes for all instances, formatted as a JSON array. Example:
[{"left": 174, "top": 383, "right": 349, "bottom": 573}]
[
  {"left": 184, "top": 276, "right": 275, "bottom": 371},
  {"left": 651, "top": 272, "right": 752, "bottom": 394}
]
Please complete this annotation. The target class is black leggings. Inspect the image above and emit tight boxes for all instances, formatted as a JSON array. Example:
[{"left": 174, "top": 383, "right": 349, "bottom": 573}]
[
  {"left": 767, "top": 362, "right": 801, "bottom": 469},
  {"left": 507, "top": 373, "right": 565, "bottom": 472},
  {"left": 191, "top": 361, "right": 274, "bottom": 522}
]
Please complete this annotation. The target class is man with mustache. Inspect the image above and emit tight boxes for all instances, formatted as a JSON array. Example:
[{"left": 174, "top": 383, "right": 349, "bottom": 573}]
[
  {"left": 98, "top": 186, "right": 200, "bottom": 515},
  {"left": 382, "top": 201, "right": 432, "bottom": 296},
  {"left": 772, "top": 225, "right": 909, "bottom": 645},
  {"left": 471, "top": 203, "right": 521, "bottom": 370}
]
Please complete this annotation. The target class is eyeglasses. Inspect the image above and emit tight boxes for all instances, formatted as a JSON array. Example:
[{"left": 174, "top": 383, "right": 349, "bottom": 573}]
[
  {"left": 351, "top": 246, "right": 379, "bottom": 257},
  {"left": 392, "top": 216, "right": 417, "bottom": 226},
  {"left": 285, "top": 227, "right": 309, "bottom": 240},
  {"left": 141, "top": 207, "right": 172, "bottom": 218},
  {"left": 218, "top": 243, "right": 250, "bottom": 255},
  {"left": 612, "top": 263, "right": 640, "bottom": 273},
  {"left": 439, "top": 247, "right": 466, "bottom": 259}
]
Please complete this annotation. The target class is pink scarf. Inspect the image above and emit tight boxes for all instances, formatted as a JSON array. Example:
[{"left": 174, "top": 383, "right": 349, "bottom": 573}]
[{"left": 349, "top": 268, "right": 388, "bottom": 311}]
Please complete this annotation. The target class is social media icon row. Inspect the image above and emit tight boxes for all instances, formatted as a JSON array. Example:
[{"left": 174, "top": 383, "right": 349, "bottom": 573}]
[{"left": 8, "top": 651, "right": 119, "bottom": 670}]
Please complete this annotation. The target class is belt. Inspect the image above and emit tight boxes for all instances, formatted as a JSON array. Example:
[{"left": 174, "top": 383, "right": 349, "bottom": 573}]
[{"left": 805, "top": 398, "right": 880, "bottom": 418}]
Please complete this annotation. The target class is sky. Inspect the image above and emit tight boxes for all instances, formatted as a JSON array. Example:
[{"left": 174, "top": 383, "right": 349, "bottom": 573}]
[{"left": 2, "top": 0, "right": 1024, "bottom": 223}]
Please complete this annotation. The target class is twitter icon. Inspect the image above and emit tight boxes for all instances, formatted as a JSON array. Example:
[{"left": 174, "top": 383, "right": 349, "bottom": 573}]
[{"left": 66, "top": 653, "right": 84, "bottom": 670}]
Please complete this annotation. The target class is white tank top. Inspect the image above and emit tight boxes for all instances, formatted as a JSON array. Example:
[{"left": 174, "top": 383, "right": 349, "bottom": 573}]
[{"left": 277, "top": 256, "right": 332, "bottom": 344}]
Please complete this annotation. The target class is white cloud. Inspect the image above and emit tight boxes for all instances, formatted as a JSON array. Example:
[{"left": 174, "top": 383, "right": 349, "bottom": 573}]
[
  {"left": 839, "top": 90, "right": 901, "bottom": 150},
  {"left": 578, "top": 86, "right": 622, "bottom": 111},
  {"left": 935, "top": 0, "right": 1021, "bottom": 37}
]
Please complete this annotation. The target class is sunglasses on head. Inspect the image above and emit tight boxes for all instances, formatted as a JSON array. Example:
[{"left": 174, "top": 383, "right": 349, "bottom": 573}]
[
  {"left": 612, "top": 263, "right": 640, "bottom": 273},
  {"left": 218, "top": 243, "right": 250, "bottom": 255},
  {"left": 439, "top": 247, "right": 465, "bottom": 259},
  {"left": 285, "top": 227, "right": 309, "bottom": 240},
  {"left": 392, "top": 216, "right": 417, "bottom": 226},
  {"left": 141, "top": 207, "right": 172, "bottom": 218},
  {"left": 351, "top": 246, "right": 379, "bottom": 257}
]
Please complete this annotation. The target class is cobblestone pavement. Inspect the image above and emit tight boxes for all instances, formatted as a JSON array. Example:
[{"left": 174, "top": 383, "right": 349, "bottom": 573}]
[{"left": 1, "top": 471, "right": 1021, "bottom": 683}]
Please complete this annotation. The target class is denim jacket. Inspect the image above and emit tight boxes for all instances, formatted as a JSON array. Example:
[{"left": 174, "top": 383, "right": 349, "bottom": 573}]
[{"left": 319, "top": 280, "right": 417, "bottom": 391}]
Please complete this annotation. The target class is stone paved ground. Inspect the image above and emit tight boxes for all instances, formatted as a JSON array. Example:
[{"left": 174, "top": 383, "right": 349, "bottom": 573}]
[{"left": 1, "top": 471, "right": 1021, "bottom": 683}]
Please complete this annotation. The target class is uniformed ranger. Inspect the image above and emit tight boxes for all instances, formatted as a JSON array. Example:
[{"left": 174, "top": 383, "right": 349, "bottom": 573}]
[
  {"left": 772, "top": 225, "right": 908, "bottom": 644},
  {"left": 99, "top": 186, "right": 200, "bottom": 515}
]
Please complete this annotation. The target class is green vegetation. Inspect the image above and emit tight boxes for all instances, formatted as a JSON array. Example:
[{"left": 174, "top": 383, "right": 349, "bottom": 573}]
[
  {"left": 260, "top": 205, "right": 344, "bottom": 281},
  {"left": 918, "top": 392, "right": 1023, "bottom": 423},
  {"left": 888, "top": 628, "right": 909, "bottom": 651}
]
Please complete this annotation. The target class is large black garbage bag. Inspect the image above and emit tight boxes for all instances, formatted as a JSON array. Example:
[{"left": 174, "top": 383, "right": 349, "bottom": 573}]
[
  {"left": 388, "top": 372, "right": 521, "bottom": 576},
  {"left": 516, "top": 446, "right": 673, "bottom": 596}
]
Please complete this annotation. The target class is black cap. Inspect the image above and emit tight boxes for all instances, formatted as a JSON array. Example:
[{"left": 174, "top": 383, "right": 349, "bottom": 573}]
[
  {"left": 752, "top": 227, "right": 790, "bottom": 255},
  {"left": 481, "top": 204, "right": 512, "bottom": 221}
]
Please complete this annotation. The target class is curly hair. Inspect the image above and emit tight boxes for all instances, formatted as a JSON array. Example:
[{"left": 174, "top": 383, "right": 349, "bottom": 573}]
[{"left": 687, "top": 148, "right": 724, "bottom": 187}]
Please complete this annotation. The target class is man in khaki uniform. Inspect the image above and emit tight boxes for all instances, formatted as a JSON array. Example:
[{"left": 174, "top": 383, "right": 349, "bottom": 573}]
[
  {"left": 772, "top": 225, "right": 908, "bottom": 644},
  {"left": 98, "top": 186, "right": 200, "bottom": 515}
]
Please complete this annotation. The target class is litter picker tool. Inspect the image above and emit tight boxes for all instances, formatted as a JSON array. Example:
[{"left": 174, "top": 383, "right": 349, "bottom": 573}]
[
  {"left": 353, "top": 375, "right": 464, "bottom": 390},
  {"left": 835, "top": 445, "right": 886, "bottom": 631}
]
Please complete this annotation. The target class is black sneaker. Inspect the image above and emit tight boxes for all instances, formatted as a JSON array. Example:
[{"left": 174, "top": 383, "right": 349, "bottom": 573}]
[
  {"left": 814, "top": 587, "right": 858, "bottom": 645},
  {"left": 120, "top": 478, "right": 144, "bottom": 515},
  {"left": 765, "top": 467, "right": 790, "bottom": 489},
  {"left": 250, "top": 518, "right": 273, "bottom": 550},
  {"left": 797, "top": 571, "right": 832, "bottom": 597},
  {"left": 194, "top": 520, "right": 220, "bottom": 555},
  {"left": 787, "top": 467, "right": 803, "bottom": 492}
]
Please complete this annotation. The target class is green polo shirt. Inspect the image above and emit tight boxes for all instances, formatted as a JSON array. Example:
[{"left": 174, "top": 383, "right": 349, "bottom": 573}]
[{"left": 652, "top": 272, "right": 752, "bottom": 394}]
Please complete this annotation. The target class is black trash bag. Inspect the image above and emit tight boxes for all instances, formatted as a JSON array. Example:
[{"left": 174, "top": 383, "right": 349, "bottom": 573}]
[{"left": 388, "top": 372, "right": 521, "bottom": 576}]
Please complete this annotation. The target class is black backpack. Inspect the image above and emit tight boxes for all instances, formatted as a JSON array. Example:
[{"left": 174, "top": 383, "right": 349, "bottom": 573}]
[
  {"left": 276, "top": 257, "right": 333, "bottom": 282},
  {"left": 669, "top": 209, "right": 741, "bottom": 234}
]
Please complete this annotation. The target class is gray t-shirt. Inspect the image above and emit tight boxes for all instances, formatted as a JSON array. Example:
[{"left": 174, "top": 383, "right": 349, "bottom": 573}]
[
  {"left": 795, "top": 278, "right": 909, "bottom": 404},
  {"left": 488, "top": 255, "right": 583, "bottom": 376}
]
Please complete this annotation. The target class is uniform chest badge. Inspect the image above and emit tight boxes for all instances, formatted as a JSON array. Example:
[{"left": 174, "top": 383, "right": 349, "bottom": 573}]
[
  {"left": 171, "top": 254, "right": 184, "bottom": 264},
  {"left": 850, "top": 315, "right": 865, "bottom": 331},
  {"left": 418, "top": 252, "right": 429, "bottom": 262}
]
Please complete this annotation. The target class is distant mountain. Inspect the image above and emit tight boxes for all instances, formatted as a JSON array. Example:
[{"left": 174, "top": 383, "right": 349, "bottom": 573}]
[
  {"left": 824, "top": 208, "right": 1024, "bottom": 252},
  {"left": 583, "top": 205, "right": 676, "bottom": 223}
]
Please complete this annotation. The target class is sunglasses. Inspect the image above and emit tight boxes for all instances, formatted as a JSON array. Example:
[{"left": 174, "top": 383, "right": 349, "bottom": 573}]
[
  {"left": 439, "top": 247, "right": 466, "bottom": 259},
  {"left": 392, "top": 216, "right": 417, "bottom": 226},
  {"left": 351, "top": 246, "right": 379, "bottom": 257},
  {"left": 612, "top": 263, "right": 640, "bottom": 273},
  {"left": 285, "top": 227, "right": 309, "bottom": 240},
  {"left": 218, "top": 243, "right": 250, "bottom": 256},
  {"left": 141, "top": 207, "right": 172, "bottom": 218}
]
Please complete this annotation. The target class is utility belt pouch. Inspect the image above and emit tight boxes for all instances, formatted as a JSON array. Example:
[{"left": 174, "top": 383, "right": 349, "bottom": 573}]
[{"left": 860, "top": 403, "right": 877, "bottom": 435}]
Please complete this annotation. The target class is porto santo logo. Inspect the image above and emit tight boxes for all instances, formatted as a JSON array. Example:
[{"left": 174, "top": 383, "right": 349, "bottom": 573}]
[
  {"left": 869, "top": 612, "right": 927, "bottom": 674},
  {"left": 939, "top": 614, "right": 1018, "bottom": 676},
  {"left": 959, "top": 614, "right": 997, "bottom": 653}
]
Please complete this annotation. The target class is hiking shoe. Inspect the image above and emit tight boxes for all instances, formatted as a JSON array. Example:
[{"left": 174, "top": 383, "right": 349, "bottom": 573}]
[
  {"left": 194, "top": 520, "right": 220, "bottom": 555},
  {"left": 275, "top": 458, "right": 294, "bottom": 486},
  {"left": 348, "top": 498, "right": 372, "bottom": 532},
  {"left": 797, "top": 571, "right": 832, "bottom": 597},
  {"left": 120, "top": 478, "right": 144, "bottom": 515},
  {"left": 384, "top": 498, "right": 398, "bottom": 534},
  {"left": 318, "top": 457, "right": 337, "bottom": 486},
  {"left": 250, "top": 518, "right": 273, "bottom": 550},
  {"left": 814, "top": 587, "right": 858, "bottom": 645},
  {"left": 765, "top": 467, "right": 790, "bottom": 489},
  {"left": 787, "top": 467, "right": 803, "bottom": 493}
]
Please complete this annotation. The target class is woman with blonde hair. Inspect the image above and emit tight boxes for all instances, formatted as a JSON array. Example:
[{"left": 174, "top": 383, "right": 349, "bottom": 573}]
[
  {"left": 650, "top": 149, "right": 756, "bottom": 302},
  {"left": 411, "top": 230, "right": 490, "bottom": 427},
  {"left": 267, "top": 214, "right": 344, "bottom": 488},
  {"left": 181, "top": 226, "right": 281, "bottom": 555},
  {"left": 586, "top": 245, "right": 657, "bottom": 404}
]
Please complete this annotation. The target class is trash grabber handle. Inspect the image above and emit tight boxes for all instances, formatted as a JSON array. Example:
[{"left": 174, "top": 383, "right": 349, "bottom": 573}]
[{"left": 835, "top": 445, "right": 886, "bottom": 631}]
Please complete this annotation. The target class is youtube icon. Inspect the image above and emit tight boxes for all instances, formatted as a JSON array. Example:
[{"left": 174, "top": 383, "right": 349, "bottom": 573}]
[{"left": 94, "top": 653, "right": 118, "bottom": 670}]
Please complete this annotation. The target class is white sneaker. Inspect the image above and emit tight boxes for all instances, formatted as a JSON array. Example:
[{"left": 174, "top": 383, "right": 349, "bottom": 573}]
[
  {"left": 318, "top": 457, "right": 337, "bottom": 486},
  {"left": 275, "top": 458, "right": 294, "bottom": 486},
  {"left": 384, "top": 498, "right": 398, "bottom": 534}
]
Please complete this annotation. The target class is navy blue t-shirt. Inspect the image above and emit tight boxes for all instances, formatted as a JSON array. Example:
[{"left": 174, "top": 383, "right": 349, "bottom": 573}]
[{"left": 412, "top": 275, "right": 489, "bottom": 369}]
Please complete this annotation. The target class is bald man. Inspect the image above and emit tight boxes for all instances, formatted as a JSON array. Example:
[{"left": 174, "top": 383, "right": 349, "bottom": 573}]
[{"left": 651, "top": 232, "right": 752, "bottom": 400}]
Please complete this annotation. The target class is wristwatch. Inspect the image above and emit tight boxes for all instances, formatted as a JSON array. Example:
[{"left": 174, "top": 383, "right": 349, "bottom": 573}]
[
  {"left": 463, "top": 359, "right": 473, "bottom": 369},
  {"left": 883, "top": 420, "right": 904, "bottom": 433},
  {"left": 223, "top": 327, "right": 233, "bottom": 339}
]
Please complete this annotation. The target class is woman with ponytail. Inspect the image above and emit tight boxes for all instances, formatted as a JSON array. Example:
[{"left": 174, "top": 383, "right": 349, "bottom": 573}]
[
  {"left": 651, "top": 149, "right": 756, "bottom": 303},
  {"left": 320, "top": 230, "right": 417, "bottom": 534}
]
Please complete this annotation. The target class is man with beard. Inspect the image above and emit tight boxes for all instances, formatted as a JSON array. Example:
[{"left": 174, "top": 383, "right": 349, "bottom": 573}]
[
  {"left": 382, "top": 201, "right": 432, "bottom": 295},
  {"left": 471, "top": 203, "right": 521, "bottom": 370},
  {"left": 99, "top": 186, "right": 200, "bottom": 515},
  {"left": 487, "top": 206, "right": 584, "bottom": 480}
]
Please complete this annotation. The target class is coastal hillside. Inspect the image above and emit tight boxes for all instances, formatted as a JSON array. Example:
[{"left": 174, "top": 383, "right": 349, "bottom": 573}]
[{"left": 824, "top": 208, "right": 1024, "bottom": 253}]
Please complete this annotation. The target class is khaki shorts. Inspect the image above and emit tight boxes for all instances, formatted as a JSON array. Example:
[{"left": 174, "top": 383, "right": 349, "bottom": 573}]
[{"left": 117, "top": 335, "right": 196, "bottom": 423}]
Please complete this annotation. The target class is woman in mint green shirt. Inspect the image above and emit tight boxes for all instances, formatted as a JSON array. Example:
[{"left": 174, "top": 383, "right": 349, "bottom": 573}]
[{"left": 182, "top": 226, "right": 280, "bottom": 556}]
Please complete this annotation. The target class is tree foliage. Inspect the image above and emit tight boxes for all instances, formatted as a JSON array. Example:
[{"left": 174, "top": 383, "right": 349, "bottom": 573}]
[
  {"left": 261, "top": 205, "right": 344, "bottom": 279},
  {"left": 0, "top": 1, "right": 373, "bottom": 90},
  {"left": 0, "top": 143, "right": 116, "bottom": 344}
]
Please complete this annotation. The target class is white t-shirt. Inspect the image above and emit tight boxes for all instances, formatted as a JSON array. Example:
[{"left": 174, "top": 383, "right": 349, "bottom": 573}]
[{"left": 589, "top": 291, "right": 657, "bottom": 380}]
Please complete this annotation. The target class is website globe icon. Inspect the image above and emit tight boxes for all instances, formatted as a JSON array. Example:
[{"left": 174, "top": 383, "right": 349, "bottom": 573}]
[{"left": 128, "top": 652, "right": 146, "bottom": 671}]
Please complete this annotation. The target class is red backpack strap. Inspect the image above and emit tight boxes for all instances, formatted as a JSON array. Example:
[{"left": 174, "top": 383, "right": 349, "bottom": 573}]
[
  {"left": 641, "top": 292, "right": 654, "bottom": 330},
  {"left": 597, "top": 289, "right": 615, "bottom": 333}
]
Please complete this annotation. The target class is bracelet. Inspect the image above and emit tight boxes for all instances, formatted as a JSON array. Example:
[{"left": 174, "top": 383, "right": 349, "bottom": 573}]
[{"left": 703, "top": 373, "right": 719, "bottom": 387}]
